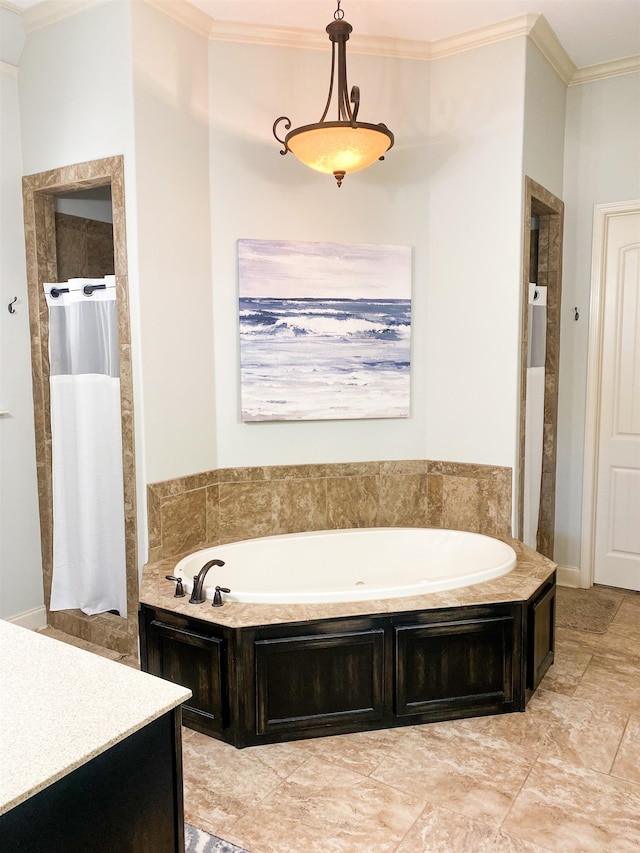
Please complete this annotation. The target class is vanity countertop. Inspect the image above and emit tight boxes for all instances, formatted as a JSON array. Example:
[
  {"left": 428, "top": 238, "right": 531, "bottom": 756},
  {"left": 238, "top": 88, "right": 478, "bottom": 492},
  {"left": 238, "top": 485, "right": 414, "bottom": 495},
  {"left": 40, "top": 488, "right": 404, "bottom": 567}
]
[{"left": 0, "top": 620, "right": 190, "bottom": 815}]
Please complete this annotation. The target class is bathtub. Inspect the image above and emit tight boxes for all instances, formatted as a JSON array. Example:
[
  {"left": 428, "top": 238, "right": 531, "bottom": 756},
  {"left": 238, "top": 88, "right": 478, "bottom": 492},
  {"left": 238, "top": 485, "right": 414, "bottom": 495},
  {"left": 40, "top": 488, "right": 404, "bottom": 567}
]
[
  {"left": 173, "top": 527, "right": 516, "bottom": 604},
  {"left": 143, "top": 528, "right": 556, "bottom": 747}
]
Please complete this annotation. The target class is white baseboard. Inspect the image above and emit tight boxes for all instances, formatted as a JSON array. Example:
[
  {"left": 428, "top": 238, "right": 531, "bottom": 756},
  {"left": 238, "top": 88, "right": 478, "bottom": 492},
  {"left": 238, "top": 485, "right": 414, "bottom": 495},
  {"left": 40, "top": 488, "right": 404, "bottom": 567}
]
[
  {"left": 4, "top": 605, "right": 47, "bottom": 631},
  {"left": 557, "top": 564, "right": 582, "bottom": 588}
]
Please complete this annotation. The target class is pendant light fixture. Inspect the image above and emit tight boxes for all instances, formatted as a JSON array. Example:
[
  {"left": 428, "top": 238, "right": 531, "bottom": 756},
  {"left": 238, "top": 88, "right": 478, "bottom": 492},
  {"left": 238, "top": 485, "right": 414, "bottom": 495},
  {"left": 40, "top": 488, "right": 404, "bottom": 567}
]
[{"left": 273, "top": 1, "right": 394, "bottom": 188}]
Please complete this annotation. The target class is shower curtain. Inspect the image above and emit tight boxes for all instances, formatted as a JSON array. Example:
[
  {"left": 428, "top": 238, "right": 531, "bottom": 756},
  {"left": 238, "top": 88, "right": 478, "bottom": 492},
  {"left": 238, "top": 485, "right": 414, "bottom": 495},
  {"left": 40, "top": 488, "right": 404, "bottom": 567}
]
[
  {"left": 45, "top": 276, "right": 127, "bottom": 617},
  {"left": 523, "top": 284, "right": 547, "bottom": 550}
]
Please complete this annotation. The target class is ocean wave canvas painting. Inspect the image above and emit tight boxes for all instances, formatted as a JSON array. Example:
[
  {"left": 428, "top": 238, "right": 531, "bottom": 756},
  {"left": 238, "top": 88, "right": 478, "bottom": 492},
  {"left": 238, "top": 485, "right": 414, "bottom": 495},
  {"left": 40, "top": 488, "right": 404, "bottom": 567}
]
[{"left": 238, "top": 238, "right": 412, "bottom": 421}]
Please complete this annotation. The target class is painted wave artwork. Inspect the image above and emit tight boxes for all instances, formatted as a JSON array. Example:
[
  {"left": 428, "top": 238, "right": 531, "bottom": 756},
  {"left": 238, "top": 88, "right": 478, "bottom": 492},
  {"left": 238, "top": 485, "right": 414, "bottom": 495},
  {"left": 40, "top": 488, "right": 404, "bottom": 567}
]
[{"left": 238, "top": 239, "right": 412, "bottom": 422}]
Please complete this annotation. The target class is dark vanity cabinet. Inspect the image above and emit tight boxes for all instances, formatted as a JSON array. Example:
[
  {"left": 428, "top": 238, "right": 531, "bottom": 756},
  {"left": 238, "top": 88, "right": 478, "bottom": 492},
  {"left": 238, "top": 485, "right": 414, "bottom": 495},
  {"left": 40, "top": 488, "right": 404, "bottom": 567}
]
[
  {"left": 0, "top": 712, "right": 186, "bottom": 853},
  {"left": 140, "top": 577, "right": 555, "bottom": 747}
]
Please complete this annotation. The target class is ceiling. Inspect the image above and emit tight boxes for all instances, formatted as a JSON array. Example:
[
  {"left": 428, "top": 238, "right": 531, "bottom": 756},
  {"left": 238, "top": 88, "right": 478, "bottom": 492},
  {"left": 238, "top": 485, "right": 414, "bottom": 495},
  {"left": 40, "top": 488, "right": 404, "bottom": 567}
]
[{"left": 10, "top": 0, "right": 640, "bottom": 69}]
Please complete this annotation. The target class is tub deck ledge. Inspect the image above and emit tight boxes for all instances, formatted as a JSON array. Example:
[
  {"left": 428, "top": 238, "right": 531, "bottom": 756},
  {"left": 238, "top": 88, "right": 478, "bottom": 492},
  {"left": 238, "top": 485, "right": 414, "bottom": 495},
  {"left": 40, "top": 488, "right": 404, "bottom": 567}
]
[{"left": 139, "top": 535, "right": 556, "bottom": 629}]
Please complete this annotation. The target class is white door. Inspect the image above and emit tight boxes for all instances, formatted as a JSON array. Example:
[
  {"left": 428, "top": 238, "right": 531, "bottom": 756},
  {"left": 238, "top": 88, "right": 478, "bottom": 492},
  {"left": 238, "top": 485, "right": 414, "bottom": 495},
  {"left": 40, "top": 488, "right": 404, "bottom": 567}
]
[{"left": 593, "top": 207, "right": 640, "bottom": 590}]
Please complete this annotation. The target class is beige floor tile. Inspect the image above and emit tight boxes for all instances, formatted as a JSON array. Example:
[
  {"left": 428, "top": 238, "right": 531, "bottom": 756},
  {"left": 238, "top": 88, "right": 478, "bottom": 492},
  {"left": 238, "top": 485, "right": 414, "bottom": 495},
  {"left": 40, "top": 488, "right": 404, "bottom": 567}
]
[
  {"left": 540, "top": 637, "right": 593, "bottom": 696},
  {"left": 223, "top": 755, "right": 426, "bottom": 853},
  {"left": 608, "top": 597, "right": 640, "bottom": 643},
  {"left": 555, "top": 625, "right": 620, "bottom": 655},
  {"left": 502, "top": 756, "right": 640, "bottom": 852},
  {"left": 370, "top": 722, "right": 533, "bottom": 828},
  {"left": 182, "top": 730, "right": 308, "bottom": 835},
  {"left": 280, "top": 725, "right": 404, "bottom": 777},
  {"left": 452, "top": 688, "right": 628, "bottom": 773},
  {"left": 557, "top": 622, "right": 640, "bottom": 661},
  {"left": 395, "top": 802, "right": 550, "bottom": 853},
  {"left": 572, "top": 651, "right": 640, "bottom": 714},
  {"left": 611, "top": 715, "right": 640, "bottom": 785}
]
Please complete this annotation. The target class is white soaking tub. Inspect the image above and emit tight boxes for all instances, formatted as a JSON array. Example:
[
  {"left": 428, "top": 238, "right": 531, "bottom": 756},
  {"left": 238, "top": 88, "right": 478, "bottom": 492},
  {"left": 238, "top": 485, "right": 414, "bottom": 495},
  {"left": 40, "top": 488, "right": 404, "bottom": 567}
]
[{"left": 173, "top": 527, "right": 516, "bottom": 604}]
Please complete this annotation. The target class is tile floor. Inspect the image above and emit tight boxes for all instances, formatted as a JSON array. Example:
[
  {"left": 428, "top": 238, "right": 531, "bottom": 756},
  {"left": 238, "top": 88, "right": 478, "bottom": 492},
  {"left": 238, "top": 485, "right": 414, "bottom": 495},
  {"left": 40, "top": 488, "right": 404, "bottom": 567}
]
[{"left": 41, "top": 586, "right": 640, "bottom": 852}]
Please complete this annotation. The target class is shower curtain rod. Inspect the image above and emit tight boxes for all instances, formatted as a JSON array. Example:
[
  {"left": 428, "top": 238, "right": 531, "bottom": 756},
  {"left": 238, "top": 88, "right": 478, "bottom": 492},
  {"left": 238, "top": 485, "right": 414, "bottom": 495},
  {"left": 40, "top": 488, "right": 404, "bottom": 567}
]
[{"left": 49, "top": 283, "right": 107, "bottom": 299}]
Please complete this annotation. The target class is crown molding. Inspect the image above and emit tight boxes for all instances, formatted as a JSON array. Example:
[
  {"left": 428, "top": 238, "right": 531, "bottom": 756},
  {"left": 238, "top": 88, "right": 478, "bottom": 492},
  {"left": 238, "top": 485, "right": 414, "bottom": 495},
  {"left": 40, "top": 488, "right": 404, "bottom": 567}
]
[
  {"left": 209, "top": 19, "right": 326, "bottom": 51},
  {"left": 331, "top": 16, "right": 541, "bottom": 63},
  {"left": 571, "top": 54, "right": 640, "bottom": 86},
  {"left": 208, "top": 13, "right": 640, "bottom": 86},
  {"left": 208, "top": 13, "right": 564, "bottom": 69},
  {"left": 208, "top": 19, "right": 434, "bottom": 60},
  {"left": 208, "top": 15, "right": 543, "bottom": 63},
  {"left": 528, "top": 14, "right": 576, "bottom": 84},
  {"left": 22, "top": 0, "right": 101, "bottom": 33},
  {"left": 430, "top": 13, "right": 532, "bottom": 61},
  {"left": 19, "top": 0, "right": 213, "bottom": 36},
  {"left": 0, "top": 59, "right": 19, "bottom": 74},
  {"left": 208, "top": 11, "right": 640, "bottom": 86},
  {"left": 143, "top": 0, "right": 212, "bottom": 37},
  {"left": 11, "top": 1, "right": 640, "bottom": 87}
]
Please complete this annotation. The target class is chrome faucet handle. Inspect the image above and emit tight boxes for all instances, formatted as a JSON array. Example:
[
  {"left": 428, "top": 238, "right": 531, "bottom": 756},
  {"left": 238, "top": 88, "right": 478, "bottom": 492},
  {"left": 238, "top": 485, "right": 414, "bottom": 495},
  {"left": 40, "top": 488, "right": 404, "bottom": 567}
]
[
  {"left": 212, "top": 586, "right": 231, "bottom": 607},
  {"left": 165, "top": 575, "right": 185, "bottom": 597}
]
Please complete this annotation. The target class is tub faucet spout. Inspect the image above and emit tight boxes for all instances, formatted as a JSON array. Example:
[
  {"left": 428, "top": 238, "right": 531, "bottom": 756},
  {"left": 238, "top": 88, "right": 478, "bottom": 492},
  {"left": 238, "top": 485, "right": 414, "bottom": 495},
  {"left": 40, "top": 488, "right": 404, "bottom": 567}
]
[{"left": 189, "top": 559, "right": 225, "bottom": 604}]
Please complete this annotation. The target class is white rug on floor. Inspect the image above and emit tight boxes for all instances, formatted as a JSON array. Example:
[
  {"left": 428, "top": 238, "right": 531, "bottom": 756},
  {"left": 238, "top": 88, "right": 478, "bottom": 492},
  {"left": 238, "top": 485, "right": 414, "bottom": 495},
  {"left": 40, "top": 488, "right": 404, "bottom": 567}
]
[{"left": 185, "top": 823, "right": 250, "bottom": 852}]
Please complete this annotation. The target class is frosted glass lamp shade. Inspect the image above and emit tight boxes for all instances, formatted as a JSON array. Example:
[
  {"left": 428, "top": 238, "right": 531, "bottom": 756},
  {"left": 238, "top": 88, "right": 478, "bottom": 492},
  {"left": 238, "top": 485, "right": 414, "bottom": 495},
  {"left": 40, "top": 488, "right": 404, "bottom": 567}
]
[{"left": 286, "top": 122, "right": 394, "bottom": 185}]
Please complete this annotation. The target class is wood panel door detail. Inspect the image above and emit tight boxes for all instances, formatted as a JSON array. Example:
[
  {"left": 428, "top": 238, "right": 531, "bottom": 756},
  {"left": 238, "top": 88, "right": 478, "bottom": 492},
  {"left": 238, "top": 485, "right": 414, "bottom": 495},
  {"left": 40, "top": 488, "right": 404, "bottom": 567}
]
[
  {"left": 593, "top": 208, "right": 640, "bottom": 590},
  {"left": 395, "top": 616, "right": 516, "bottom": 719}
]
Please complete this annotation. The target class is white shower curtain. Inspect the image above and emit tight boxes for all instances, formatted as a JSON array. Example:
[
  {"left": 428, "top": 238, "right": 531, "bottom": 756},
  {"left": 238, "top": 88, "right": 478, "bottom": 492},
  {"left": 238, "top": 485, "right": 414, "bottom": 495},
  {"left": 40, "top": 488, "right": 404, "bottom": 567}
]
[
  {"left": 523, "top": 285, "right": 547, "bottom": 551},
  {"left": 523, "top": 366, "right": 545, "bottom": 549},
  {"left": 45, "top": 276, "right": 127, "bottom": 617}
]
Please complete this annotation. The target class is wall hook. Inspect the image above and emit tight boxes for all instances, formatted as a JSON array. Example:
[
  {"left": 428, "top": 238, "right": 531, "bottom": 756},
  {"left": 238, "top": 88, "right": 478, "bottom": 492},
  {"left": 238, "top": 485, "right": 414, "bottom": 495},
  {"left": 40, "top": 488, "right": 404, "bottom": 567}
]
[
  {"left": 574, "top": 306, "right": 580, "bottom": 321},
  {"left": 8, "top": 297, "right": 17, "bottom": 314}
]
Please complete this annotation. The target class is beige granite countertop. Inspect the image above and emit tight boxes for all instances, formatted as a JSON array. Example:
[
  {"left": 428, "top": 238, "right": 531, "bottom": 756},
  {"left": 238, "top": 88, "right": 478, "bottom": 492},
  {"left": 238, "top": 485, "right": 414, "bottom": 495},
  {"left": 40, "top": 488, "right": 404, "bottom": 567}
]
[
  {"left": 140, "top": 537, "right": 557, "bottom": 629},
  {"left": 0, "top": 620, "right": 191, "bottom": 816}
]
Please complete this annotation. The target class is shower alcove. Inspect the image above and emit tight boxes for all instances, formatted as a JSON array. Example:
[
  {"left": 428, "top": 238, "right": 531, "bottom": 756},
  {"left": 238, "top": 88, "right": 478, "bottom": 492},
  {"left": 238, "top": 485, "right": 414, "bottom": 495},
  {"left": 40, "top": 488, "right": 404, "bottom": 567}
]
[
  {"left": 22, "top": 155, "right": 138, "bottom": 656},
  {"left": 518, "top": 177, "right": 564, "bottom": 559}
]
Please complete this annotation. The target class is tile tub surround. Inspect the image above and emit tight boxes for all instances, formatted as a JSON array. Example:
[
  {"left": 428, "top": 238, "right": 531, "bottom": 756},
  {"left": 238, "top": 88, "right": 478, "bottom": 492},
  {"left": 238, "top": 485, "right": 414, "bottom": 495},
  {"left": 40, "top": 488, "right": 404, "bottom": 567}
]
[
  {"left": 0, "top": 620, "right": 189, "bottom": 815},
  {"left": 140, "top": 536, "right": 554, "bottom": 630},
  {"left": 147, "top": 459, "right": 512, "bottom": 564},
  {"left": 54, "top": 211, "right": 115, "bottom": 281}
]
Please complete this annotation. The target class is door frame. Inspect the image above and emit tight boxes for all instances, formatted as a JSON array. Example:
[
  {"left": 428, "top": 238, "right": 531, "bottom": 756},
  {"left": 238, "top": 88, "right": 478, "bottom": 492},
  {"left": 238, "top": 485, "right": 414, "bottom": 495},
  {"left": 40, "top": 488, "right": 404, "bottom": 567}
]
[
  {"left": 580, "top": 199, "right": 640, "bottom": 588},
  {"left": 517, "top": 178, "right": 564, "bottom": 557},
  {"left": 22, "top": 155, "right": 139, "bottom": 655}
]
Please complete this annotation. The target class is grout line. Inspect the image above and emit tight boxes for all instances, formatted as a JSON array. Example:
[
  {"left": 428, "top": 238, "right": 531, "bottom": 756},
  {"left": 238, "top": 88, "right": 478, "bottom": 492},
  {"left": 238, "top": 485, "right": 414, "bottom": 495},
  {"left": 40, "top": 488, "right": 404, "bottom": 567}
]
[
  {"left": 389, "top": 802, "right": 429, "bottom": 853},
  {"left": 498, "top": 751, "right": 540, "bottom": 832},
  {"left": 607, "top": 713, "right": 631, "bottom": 778}
]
